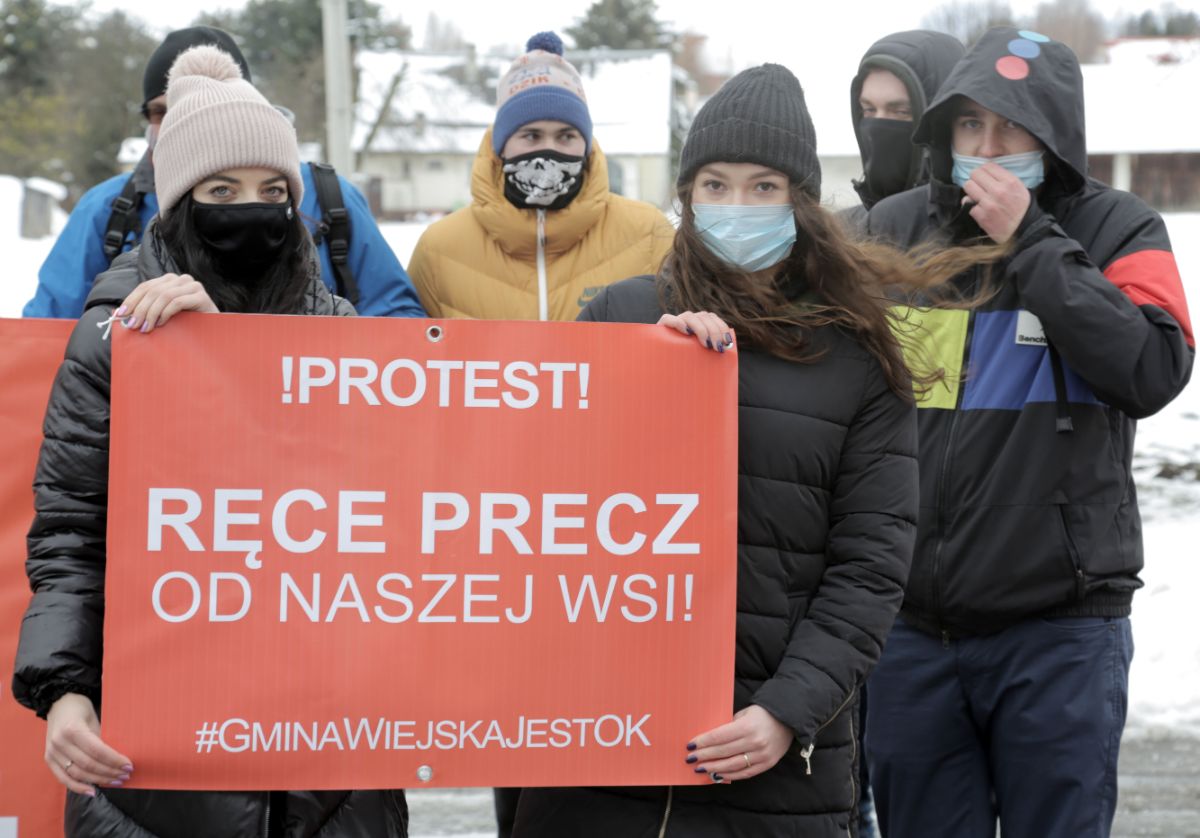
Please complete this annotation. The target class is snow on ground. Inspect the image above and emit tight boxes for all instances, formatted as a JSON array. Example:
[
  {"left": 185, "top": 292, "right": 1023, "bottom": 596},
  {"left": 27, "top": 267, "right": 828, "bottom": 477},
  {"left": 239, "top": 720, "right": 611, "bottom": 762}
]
[
  {"left": 0, "top": 176, "right": 66, "bottom": 317},
  {"left": 1126, "top": 212, "right": 1200, "bottom": 737},
  {"left": 2, "top": 190, "right": 1198, "bottom": 735},
  {"left": 1127, "top": 518, "right": 1200, "bottom": 737},
  {"left": 379, "top": 221, "right": 429, "bottom": 270}
]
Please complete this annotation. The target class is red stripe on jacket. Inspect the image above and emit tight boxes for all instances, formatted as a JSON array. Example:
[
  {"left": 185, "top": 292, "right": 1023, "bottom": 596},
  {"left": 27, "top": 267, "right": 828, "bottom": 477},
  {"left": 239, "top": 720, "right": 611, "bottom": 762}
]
[{"left": 1104, "top": 249, "right": 1194, "bottom": 348}]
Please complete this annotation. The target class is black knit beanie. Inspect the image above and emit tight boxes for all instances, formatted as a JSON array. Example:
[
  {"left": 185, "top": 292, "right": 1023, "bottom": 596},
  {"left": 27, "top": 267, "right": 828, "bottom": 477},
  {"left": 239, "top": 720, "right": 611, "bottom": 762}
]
[
  {"left": 142, "top": 26, "right": 251, "bottom": 110},
  {"left": 678, "top": 63, "right": 821, "bottom": 200}
]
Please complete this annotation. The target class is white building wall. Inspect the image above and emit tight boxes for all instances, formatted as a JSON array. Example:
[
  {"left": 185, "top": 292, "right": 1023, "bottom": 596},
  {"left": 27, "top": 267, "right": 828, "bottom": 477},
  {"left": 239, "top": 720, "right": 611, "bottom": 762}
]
[{"left": 363, "top": 153, "right": 473, "bottom": 216}]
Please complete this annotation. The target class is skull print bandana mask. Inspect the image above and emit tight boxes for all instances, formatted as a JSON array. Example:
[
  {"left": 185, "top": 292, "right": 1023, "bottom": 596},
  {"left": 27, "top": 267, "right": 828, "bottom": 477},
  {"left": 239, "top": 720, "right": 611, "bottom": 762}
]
[{"left": 501, "top": 148, "right": 586, "bottom": 210}]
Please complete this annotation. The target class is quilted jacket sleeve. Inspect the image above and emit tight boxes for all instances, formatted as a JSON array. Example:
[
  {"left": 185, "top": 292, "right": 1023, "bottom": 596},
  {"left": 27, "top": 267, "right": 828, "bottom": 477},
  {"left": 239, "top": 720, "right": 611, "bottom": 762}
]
[
  {"left": 751, "top": 358, "right": 918, "bottom": 744},
  {"left": 11, "top": 263, "right": 138, "bottom": 717},
  {"left": 1009, "top": 200, "right": 1193, "bottom": 419}
]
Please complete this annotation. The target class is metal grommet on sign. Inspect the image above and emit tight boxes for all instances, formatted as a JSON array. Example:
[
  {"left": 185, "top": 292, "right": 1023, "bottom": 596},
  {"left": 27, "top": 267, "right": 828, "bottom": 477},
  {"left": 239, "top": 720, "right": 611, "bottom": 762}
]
[
  {"left": 417, "top": 765, "right": 434, "bottom": 782},
  {"left": 426, "top": 324, "right": 444, "bottom": 343}
]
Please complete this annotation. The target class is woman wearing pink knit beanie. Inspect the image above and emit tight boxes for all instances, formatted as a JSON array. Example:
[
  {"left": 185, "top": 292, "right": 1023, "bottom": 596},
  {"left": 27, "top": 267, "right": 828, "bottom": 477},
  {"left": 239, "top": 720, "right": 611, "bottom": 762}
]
[
  {"left": 16, "top": 44, "right": 411, "bottom": 837},
  {"left": 112, "top": 43, "right": 319, "bottom": 323}
]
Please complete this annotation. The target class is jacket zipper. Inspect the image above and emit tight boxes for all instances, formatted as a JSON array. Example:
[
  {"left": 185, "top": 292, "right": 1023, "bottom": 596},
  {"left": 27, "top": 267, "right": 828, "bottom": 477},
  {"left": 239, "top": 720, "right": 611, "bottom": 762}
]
[
  {"left": 1057, "top": 505, "right": 1086, "bottom": 599},
  {"left": 656, "top": 785, "right": 674, "bottom": 838},
  {"left": 847, "top": 709, "right": 858, "bottom": 838},
  {"left": 536, "top": 209, "right": 548, "bottom": 321},
  {"left": 931, "top": 299, "right": 976, "bottom": 642},
  {"left": 800, "top": 743, "right": 815, "bottom": 776},
  {"left": 800, "top": 686, "right": 859, "bottom": 776},
  {"left": 263, "top": 791, "right": 271, "bottom": 837}
]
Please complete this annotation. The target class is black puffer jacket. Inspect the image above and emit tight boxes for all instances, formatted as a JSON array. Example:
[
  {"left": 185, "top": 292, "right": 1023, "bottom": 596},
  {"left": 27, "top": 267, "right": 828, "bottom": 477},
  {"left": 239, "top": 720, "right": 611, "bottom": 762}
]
[
  {"left": 512, "top": 276, "right": 918, "bottom": 837},
  {"left": 866, "top": 27, "right": 1194, "bottom": 637},
  {"left": 12, "top": 228, "right": 408, "bottom": 837}
]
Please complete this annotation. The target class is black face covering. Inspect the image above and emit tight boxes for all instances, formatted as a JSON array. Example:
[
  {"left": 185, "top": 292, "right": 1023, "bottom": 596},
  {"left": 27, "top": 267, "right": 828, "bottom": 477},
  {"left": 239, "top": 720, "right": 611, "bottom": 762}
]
[
  {"left": 853, "top": 118, "right": 917, "bottom": 208},
  {"left": 501, "top": 148, "right": 586, "bottom": 210},
  {"left": 191, "top": 202, "right": 293, "bottom": 277}
]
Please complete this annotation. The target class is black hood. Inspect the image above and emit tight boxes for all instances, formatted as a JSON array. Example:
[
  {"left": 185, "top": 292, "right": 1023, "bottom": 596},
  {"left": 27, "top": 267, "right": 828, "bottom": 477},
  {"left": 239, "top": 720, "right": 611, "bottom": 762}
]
[
  {"left": 913, "top": 26, "right": 1088, "bottom": 196},
  {"left": 850, "top": 29, "right": 965, "bottom": 205}
]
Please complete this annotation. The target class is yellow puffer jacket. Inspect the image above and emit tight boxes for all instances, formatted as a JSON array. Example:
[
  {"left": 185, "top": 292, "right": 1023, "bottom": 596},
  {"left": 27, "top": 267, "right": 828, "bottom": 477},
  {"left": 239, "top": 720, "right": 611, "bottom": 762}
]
[{"left": 408, "top": 129, "right": 675, "bottom": 320}]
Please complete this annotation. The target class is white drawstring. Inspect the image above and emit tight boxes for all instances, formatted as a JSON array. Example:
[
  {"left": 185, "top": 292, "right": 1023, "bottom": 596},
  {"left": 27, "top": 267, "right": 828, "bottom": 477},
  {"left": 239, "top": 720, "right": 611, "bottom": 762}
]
[{"left": 96, "top": 312, "right": 121, "bottom": 341}]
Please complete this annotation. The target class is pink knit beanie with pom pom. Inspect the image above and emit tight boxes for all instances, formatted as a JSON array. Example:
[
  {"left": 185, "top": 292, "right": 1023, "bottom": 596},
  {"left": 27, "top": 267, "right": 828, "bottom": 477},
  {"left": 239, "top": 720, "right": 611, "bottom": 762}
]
[{"left": 154, "top": 44, "right": 302, "bottom": 215}]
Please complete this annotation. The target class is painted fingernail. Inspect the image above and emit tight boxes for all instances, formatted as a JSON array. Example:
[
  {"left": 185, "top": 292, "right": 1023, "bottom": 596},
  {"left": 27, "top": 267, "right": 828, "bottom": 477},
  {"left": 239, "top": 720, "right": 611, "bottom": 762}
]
[
  {"left": 85, "top": 787, "right": 96, "bottom": 797},
  {"left": 718, "top": 343, "right": 725, "bottom": 354},
  {"left": 122, "top": 764, "right": 134, "bottom": 772},
  {"left": 140, "top": 322, "right": 150, "bottom": 333},
  {"left": 686, "top": 742, "right": 697, "bottom": 751},
  {"left": 694, "top": 766, "right": 707, "bottom": 773},
  {"left": 712, "top": 773, "right": 724, "bottom": 782},
  {"left": 685, "top": 327, "right": 694, "bottom": 335},
  {"left": 685, "top": 755, "right": 698, "bottom": 764},
  {"left": 706, "top": 338, "right": 713, "bottom": 349},
  {"left": 109, "top": 780, "right": 123, "bottom": 787},
  {"left": 118, "top": 773, "right": 131, "bottom": 782},
  {"left": 122, "top": 317, "right": 137, "bottom": 329},
  {"left": 724, "top": 332, "right": 733, "bottom": 345},
  {"left": 115, "top": 306, "right": 127, "bottom": 316}
]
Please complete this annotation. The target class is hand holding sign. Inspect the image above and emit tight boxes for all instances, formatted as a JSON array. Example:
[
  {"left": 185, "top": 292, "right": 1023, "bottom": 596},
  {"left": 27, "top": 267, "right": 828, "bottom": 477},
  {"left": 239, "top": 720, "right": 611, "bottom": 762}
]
[
  {"left": 114, "top": 273, "right": 219, "bottom": 333},
  {"left": 685, "top": 705, "right": 794, "bottom": 783},
  {"left": 45, "top": 694, "right": 132, "bottom": 796}
]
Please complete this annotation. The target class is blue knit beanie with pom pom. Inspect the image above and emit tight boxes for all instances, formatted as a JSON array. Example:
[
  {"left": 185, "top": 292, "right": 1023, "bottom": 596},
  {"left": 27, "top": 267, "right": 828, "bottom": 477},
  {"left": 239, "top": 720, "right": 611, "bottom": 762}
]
[{"left": 492, "top": 31, "right": 593, "bottom": 156}]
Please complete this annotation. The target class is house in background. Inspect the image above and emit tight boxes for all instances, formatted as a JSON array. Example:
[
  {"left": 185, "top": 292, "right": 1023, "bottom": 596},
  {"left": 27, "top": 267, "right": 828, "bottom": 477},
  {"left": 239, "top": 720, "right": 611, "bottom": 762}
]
[
  {"left": 1086, "top": 37, "right": 1200, "bottom": 211},
  {"left": 354, "top": 48, "right": 674, "bottom": 218}
]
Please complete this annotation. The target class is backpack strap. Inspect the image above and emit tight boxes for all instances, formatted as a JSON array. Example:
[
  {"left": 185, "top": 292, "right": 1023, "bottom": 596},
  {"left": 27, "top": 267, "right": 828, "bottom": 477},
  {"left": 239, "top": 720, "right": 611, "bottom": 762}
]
[
  {"left": 102, "top": 176, "right": 146, "bottom": 264},
  {"left": 308, "top": 162, "right": 359, "bottom": 306}
]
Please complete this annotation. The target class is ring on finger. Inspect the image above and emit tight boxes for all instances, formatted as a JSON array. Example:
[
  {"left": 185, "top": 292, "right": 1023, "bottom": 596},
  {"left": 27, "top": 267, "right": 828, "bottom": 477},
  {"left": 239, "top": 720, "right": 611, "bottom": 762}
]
[
  {"left": 742, "top": 753, "right": 751, "bottom": 770},
  {"left": 64, "top": 759, "right": 73, "bottom": 771}
]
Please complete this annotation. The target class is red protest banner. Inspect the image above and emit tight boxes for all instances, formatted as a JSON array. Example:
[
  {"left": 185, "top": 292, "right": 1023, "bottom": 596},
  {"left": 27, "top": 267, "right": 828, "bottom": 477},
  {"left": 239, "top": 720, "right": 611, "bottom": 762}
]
[
  {"left": 0, "top": 318, "right": 73, "bottom": 836},
  {"left": 103, "top": 315, "right": 738, "bottom": 791}
]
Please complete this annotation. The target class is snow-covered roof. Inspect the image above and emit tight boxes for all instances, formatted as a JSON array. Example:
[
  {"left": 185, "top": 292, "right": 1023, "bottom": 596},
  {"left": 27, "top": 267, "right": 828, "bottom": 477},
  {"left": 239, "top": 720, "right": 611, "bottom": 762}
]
[
  {"left": 23, "top": 176, "right": 67, "bottom": 202},
  {"left": 1084, "top": 38, "right": 1199, "bottom": 154},
  {"left": 1083, "top": 60, "right": 1198, "bottom": 154},
  {"left": 354, "top": 49, "right": 672, "bottom": 157},
  {"left": 1102, "top": 37, "right": 1200, "bottom": 67}
]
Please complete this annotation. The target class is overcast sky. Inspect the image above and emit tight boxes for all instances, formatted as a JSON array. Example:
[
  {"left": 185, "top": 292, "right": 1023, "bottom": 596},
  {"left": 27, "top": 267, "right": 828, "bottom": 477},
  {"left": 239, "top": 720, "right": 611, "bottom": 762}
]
[{"left": 86, "top": 0, "right": 1152, "bottom": 87}]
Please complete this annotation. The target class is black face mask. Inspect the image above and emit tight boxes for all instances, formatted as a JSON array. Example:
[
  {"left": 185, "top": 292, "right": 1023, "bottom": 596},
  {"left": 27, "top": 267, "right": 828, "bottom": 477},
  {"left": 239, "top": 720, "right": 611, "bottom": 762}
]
[
  {"left": 853, "top": 118, "right": 917, "bottom": 208},
  {"left": 191, "top": 202, "right": 294, "bottom": 277},
  {"left": 502, "top": 148, "right": 586, "bottom": 210}
]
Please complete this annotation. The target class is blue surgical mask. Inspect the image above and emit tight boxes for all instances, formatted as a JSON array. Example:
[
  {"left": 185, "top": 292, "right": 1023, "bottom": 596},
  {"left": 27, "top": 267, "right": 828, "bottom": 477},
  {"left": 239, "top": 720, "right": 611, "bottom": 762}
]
[
  {"left": 952, "top": 150, "right": 1045, "bottom": 189},
  {"left": 693, "top": 204, "right": 797, "bottom": 272}
]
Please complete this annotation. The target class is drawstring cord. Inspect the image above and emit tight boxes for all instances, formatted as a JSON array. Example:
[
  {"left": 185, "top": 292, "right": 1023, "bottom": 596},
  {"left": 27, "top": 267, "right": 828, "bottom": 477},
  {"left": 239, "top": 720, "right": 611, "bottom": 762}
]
[{"left": 96, "top": 312, "right": 121, "bottom": 341}]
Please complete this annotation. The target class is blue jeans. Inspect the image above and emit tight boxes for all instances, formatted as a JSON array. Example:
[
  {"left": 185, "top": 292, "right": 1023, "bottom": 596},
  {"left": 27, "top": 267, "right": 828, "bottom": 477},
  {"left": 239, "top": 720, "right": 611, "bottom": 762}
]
[{"left": 865, "top": 615, "right": 1133, "bottom": 838}]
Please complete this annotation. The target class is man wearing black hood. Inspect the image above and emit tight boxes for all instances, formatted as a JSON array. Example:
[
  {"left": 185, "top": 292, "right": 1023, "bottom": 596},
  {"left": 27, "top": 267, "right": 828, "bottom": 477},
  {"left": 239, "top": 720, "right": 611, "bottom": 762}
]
[
  {"left": 842, "top": 30, "right": 964, "bottom": 230},
  {"left": 864, "top": 27, "right": 1193, "bottom": 838}
]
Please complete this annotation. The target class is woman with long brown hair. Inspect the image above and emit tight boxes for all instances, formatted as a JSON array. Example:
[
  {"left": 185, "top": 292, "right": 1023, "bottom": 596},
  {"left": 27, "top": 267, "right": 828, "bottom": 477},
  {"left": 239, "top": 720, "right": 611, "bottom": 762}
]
[{"left": 510, "top": 63, "right": 977, "bottom": 838}]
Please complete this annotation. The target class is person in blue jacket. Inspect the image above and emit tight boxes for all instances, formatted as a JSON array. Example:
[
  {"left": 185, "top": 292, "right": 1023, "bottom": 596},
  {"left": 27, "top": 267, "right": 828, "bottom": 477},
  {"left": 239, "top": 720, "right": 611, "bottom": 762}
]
[{"left": 22, "top": 25, "right": 424, "bottom": 320}]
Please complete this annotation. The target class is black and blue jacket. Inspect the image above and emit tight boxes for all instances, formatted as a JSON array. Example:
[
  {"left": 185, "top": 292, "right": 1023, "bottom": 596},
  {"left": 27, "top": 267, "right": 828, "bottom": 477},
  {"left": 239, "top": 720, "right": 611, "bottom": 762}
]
[{"left": 867, "top": 27, "right": 1194, "bottom": 637}]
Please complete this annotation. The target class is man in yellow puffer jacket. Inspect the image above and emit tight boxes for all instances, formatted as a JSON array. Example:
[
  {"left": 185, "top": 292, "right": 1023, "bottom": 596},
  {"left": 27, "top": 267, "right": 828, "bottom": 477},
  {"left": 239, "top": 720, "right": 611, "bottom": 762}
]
[{"left": 408, "top": 31, "right": 675, "bottom": 321}]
